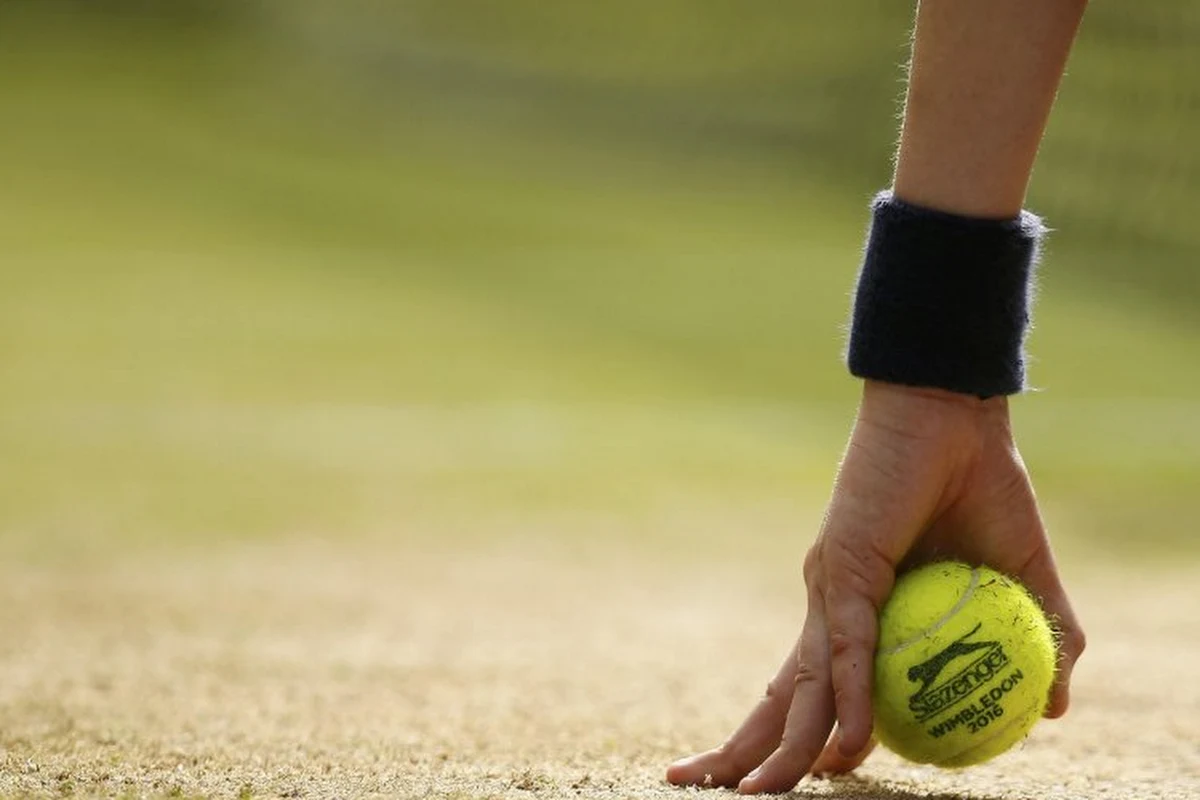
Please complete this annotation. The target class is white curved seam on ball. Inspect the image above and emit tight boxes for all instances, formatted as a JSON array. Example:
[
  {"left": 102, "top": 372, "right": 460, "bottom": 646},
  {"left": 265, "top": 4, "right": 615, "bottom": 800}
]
[{"left": 880, "top": 567, "right": 981, "bottom": 657}]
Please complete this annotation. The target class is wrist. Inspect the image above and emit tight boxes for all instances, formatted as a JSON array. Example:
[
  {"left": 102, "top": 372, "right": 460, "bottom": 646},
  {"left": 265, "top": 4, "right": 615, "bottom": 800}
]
[
  {"left": 847, "top": 191, "right": 1043, "bottom": 399},
  {"left": 860, "top": 380, "right": 1011, "bottom": 432},
  {"left": 863, "top": 379, "right": 1005, "bottom": 410}
]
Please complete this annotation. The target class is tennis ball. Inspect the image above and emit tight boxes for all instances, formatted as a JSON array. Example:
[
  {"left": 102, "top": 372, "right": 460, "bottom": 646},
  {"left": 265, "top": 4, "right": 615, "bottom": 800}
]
[{"left": 873, "top": 561, "right": 1056, "bottom": 767}]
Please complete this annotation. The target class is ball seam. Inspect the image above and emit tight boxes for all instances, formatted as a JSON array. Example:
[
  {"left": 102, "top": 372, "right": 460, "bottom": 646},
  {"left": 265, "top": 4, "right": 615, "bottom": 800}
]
[{"left": 879, "top": 566, "right": 981, "bottom": 657}]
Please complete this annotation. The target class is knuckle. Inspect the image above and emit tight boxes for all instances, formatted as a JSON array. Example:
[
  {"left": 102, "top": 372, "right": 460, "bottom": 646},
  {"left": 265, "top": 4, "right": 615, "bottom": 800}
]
[
  {"left": 793, "top": 660, "right": 823, "bottom": 688},
  {"left": 802, "top": 546, "right": 821, "bottom": 584},
  {"left": 764, "top": 678, "right": 790, "bottom": 705},
  {"left": 776, "top": 732, "right": 822, "bottom": 768},
  {"left": 828, "top": 628, "right": 864, "bottom": 663}
]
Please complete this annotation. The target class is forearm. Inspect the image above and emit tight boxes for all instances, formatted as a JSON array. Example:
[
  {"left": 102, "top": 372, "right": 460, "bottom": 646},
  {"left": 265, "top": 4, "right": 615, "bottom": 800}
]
[{"left": 894, "top": 0, "right": 1088, "bottom": 218}]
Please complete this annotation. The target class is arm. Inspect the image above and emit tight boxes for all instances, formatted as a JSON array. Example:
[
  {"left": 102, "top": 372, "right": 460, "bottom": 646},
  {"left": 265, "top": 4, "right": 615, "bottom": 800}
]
[
  {"left": 895, "top": 0, "right": 1087, "bottom": 218},
  {"left": 667, "top": 1, "right": 1088, "bottom": 793}
]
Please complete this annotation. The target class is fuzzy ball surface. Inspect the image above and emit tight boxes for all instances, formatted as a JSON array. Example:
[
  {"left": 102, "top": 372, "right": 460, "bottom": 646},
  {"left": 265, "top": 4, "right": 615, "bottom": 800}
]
[{"left": 873, "top": 561, "right": 1056, "bottom": 767}]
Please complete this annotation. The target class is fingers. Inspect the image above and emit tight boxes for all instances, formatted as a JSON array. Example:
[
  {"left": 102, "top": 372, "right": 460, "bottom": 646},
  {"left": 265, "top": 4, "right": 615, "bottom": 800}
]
[
  {"left": 736, "top": 611, "right": 836, "bottom": 795},
  {"left": 663, "top": 696, "right": 784, "bottom": 789},
  {"left": 822, "top": 548, "right": 889, "bottom": 757},
  {"left": 667, "top": 384, "right": 994, "bottom": 793},
  {"left": 817, "top": 429, "right": 946, "bottom": 757},
  {"left": 811, "top": 732, "right": 877, "bottom": 778},
  {"left": 665, "top": 745, "right": 763, "bottom": 790},
  {"left": 666, "top": 574, "right": 884, "bottom": 794},
  {"left": 731, "top": 408, "right": 944, "bottom": 792},
  {"left": 665, "top": 647, "right": 798, "bottom": 788}
]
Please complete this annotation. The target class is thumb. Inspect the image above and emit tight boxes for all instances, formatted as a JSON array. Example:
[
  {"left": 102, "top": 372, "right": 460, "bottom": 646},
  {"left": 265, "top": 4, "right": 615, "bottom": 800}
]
[
  {"left": 969, "top": 469, "right": 1086, "bottom": 719},
  {"left": 990, "top": 531, "right": 1085, "bottom": 718},
  {"left": 1019, "top": 544, "right": 1085, "bottom": 719}
]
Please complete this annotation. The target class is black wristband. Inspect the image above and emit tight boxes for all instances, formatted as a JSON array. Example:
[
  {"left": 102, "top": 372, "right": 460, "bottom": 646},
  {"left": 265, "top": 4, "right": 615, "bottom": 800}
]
[{"left": 847, "top": 191, "right": 1044, "bottom": 398}]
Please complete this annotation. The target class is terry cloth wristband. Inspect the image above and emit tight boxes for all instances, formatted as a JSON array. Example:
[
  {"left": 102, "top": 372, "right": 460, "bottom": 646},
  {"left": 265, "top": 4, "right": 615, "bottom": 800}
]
[{"left": 847, "top": 191, "right": 1044, "bottom": 398}]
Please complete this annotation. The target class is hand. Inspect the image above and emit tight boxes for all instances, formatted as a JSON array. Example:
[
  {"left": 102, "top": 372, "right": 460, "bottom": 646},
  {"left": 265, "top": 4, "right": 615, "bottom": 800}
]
[{"left": 666, "top": 380, "right": 1086, "bottom": 794}]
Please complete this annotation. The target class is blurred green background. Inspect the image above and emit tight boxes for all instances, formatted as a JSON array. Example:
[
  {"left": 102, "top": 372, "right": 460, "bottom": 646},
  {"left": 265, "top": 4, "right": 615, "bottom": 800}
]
[{"left": 1, "top": 1, "right": 1197, "bottom": 564}]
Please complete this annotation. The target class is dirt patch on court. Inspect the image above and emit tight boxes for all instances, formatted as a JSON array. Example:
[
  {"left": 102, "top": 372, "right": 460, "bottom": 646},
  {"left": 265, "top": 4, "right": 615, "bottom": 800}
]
[{"left": 0, "top": 540, "right": 1196, "bottom": 799}]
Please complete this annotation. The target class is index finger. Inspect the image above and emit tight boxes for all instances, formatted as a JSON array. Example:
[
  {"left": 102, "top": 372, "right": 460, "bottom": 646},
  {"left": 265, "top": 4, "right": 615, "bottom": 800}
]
[{"left": 736, "top": 602, "right": 836, "bottom": 794}]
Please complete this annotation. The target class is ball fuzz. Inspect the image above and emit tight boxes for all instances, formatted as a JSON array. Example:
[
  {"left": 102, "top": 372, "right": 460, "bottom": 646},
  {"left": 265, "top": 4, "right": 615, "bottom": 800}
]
[{"left": 872, "top": 562, "right": 1056, "bottom": 767}]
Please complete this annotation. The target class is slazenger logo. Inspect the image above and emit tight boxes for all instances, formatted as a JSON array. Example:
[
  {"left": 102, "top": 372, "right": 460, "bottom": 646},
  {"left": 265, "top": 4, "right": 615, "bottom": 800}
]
[{"left": 906, "top": 623, "right": 1009, "bottom": 722}]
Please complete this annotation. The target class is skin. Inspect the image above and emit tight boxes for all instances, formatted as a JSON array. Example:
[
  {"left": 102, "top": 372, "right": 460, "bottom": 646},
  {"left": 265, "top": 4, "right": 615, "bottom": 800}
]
[{"left": 666, "top": 0, "right": 1090, "bottom": 794}]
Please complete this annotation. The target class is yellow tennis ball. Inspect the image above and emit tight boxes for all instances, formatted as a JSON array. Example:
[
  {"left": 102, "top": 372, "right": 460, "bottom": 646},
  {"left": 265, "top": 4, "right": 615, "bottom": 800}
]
[{"left": 873, "top": 561, "right": 1056, "bottom": 767}]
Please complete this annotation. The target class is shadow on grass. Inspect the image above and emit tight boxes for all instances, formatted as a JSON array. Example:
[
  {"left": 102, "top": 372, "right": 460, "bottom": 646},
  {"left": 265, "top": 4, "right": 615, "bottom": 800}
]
[{"left": 788, "top": 774, "right": 1003, "bottom": 800}]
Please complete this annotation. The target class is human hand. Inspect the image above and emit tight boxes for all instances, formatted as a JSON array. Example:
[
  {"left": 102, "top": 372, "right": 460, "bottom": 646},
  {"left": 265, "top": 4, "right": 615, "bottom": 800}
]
[{"left": 666, "top": 380, "right": 1086, "bottom": 794}]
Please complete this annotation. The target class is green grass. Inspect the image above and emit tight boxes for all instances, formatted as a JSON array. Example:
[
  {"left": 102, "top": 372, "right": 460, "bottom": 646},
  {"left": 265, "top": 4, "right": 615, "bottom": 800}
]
[{"left": 0, "top": 8, "right": 1197, "bottom": 565}]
